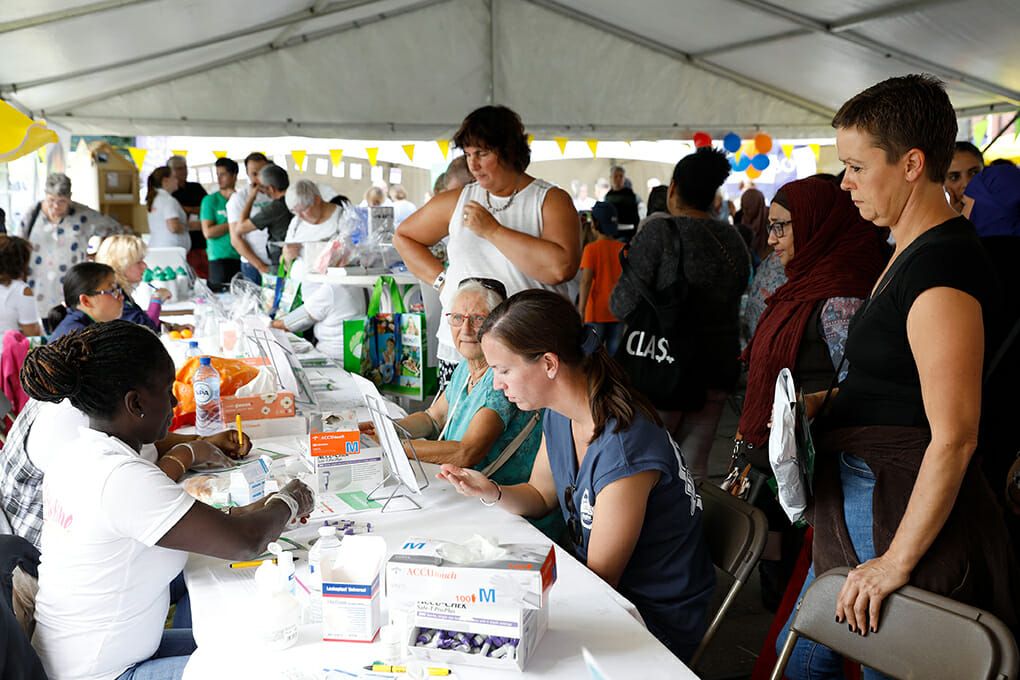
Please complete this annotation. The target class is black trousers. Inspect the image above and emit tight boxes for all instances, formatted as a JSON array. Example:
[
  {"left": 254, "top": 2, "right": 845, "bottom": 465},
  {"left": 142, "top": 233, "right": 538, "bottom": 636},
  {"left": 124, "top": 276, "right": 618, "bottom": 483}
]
[{"left": 207, "top": 257, "right": 241, "bottom": 291}]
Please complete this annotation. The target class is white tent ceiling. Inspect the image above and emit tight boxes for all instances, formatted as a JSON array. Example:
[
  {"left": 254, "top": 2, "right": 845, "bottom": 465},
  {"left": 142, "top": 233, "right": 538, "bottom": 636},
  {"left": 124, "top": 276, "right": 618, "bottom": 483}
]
[{"left": 2, "top": 0, "right": 1018, "bottom": 140}]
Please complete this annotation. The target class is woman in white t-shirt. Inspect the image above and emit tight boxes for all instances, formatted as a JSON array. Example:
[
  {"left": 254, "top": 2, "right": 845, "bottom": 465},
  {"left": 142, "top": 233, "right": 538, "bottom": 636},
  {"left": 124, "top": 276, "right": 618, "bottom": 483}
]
[
  {"left": 393, "top": 105, "right": 581, "bottom": 389},
  {"left": 146, "top": 166, "right": 191, "bottom": 251},
  {"left": 281, "top": 179, "right": 350, "bottom": 266},
  {"left": 22, "top": 321, "right": 314, "bottom": 680},
  {"left": 0, "top": 235, "right": 42, "bottom": 336}
]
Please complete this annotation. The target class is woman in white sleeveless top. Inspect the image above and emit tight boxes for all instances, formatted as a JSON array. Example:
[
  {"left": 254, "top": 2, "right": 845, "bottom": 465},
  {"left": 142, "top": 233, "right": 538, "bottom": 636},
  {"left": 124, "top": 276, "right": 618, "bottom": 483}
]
[{"left": 394, "top": 105, "right": 581, "bottom": 385}]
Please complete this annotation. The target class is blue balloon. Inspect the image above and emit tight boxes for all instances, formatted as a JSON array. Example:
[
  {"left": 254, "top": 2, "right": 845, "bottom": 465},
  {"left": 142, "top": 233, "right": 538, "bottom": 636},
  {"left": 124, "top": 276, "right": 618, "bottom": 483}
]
[
  {"left": 733, "top": 156, "right": 751, "bottom": 172},
  {"left": 751, "top": 154, "right": 771, "bottom": 171},
  {"left": 723, "top": 132, "right": 742, "bottom": 153}
]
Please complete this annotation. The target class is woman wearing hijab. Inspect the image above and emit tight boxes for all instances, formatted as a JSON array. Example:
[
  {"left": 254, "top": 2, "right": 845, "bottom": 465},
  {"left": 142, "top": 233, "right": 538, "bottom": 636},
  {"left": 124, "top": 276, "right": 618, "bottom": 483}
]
[
  {"left": 731, "top": 176, "right": 887, "bottom": 608},
  {"left": 735, "top": 188, "right": 770, "bottom": 270}
]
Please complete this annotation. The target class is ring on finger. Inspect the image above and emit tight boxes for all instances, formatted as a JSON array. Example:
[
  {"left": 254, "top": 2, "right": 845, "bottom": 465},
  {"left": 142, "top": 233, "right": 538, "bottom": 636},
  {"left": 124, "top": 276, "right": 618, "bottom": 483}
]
[{"left": 462, "top": 212, "right": 469, "bottom": 221}]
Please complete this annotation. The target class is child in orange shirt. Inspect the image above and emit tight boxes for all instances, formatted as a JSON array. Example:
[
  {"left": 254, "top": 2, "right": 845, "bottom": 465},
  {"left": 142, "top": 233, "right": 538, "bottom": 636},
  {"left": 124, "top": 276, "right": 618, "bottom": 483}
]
[{"left": 578, "top": 201, "right": 625, "bottom": 355}]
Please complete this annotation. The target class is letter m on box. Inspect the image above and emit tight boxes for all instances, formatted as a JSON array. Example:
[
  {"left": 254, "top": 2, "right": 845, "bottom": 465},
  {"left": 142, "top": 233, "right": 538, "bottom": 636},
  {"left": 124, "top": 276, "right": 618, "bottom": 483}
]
[{"left": 479, "top": 588, "right": 496, "bottom": 603}]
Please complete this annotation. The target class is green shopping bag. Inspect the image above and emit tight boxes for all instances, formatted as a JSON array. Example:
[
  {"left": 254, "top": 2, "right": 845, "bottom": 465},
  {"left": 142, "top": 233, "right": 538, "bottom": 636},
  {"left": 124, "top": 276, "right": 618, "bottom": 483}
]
[
  {"left": 261, "top": 260, "right": 303, "bottom": 317},
  {"left": 360, "top": 276, "right": 404, "bottom": 388}
]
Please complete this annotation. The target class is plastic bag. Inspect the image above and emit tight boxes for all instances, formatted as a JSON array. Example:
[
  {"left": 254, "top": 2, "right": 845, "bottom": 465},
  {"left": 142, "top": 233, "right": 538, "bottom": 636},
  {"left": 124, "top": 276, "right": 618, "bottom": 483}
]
[
  {"left": 768, "top": 368, "right": 807, "bottom": 523},
  {"left": 173, "top": 357, "right": 260, "bottom": 416}
]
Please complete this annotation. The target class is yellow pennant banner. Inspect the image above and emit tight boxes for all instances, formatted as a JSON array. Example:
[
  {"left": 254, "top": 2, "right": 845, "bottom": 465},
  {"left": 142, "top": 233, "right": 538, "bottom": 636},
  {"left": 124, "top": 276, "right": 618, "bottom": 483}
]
[
  {"left": 291, "top": 150, "right": 307, "bottom": 172},
  {"left": 127, "top": 146, "right": 147, "bottom": 170},
  {"left": 171, "top": 149, "right": 187, "bottom": 158},
  {"left": 526, "top": 134, "right": 535, "bottom": 147},
  {"left": 781, "top": 144, "right": 795, "bottom": 160},
  {"left": 554, "top": 137, "right": 568, "bottom": 155},
  {"left": 586, "top": 139, "right": 598, "bottom": 157},
  {"left": 402, "top": 144, "right": 415, "bottom": 162},
  {"left": 436, "top": 139, "right": 450, "bottom": 159},
  {"left": 212, "top": 150, "right": 227, "bottom": 159},
  {"left": 329, "top": 149, "right": 344, "bottom": 166},
  {"left": 366, "top": 147, "right": 379, "bottom": 167},
  {"left": 809, "top": 144, "right": 821, "bottom": 161}
]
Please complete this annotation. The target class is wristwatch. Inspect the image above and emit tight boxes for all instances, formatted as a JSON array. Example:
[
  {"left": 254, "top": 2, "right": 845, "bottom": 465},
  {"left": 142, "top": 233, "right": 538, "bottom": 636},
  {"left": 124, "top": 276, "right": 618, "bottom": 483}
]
[{"left": 432, "top": 271, "right": 447, "bottom": 291}]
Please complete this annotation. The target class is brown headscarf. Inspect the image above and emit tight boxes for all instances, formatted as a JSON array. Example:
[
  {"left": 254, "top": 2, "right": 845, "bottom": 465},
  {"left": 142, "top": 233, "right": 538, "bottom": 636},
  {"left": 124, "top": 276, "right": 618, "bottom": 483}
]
[{"left": 739, "top": 188, "right": 769, "bottom": 259}]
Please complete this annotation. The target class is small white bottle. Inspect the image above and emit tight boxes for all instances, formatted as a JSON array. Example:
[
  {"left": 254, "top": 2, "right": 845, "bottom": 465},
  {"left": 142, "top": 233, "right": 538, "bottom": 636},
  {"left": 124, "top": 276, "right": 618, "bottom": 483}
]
[
  {"left": 254, "top": 560, "right": 299, "bottom": 650},
  {"left": 307, "top": 527, "right": 343, "bottom": 623}
]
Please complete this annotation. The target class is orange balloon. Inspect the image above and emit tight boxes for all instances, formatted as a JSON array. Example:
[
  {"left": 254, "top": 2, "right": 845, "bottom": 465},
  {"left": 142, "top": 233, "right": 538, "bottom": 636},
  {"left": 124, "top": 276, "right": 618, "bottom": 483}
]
[
  {"left": 746, "top": 166, "right": 762, "bottom": 179},
  {"left": 754, "top": 133, "right": 773, "bottom": 154}
]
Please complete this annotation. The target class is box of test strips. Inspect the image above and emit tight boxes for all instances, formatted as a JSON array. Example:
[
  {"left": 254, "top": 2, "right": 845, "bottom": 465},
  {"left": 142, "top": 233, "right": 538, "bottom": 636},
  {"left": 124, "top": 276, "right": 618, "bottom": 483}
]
[
  {"left": 386, "top": 538, "right": 557, "bottom": 671},
  {"left": 321, "top": 535, "right": 387, "bottom": 642},
  {"left": 304, "top": 411, "right": 383, "bottom": 505}
]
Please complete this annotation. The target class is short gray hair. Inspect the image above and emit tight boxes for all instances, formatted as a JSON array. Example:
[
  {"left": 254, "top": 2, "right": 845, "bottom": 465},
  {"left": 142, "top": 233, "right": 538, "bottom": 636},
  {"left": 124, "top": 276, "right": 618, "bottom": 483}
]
[
  {"left": 259, "top": 164, "right": 289, "bottom": 192},
  {"left": 452, "top": 279, "right": 504, "bottom": 313},
  {"left": 167, "top": 155, "right": 187, "bottom": 169},
  {"left": 45, "top": 173, "right": 72, "bottom": 198},
  {"left": 285, "top": 179, "right": 322, "bottom": 212}
]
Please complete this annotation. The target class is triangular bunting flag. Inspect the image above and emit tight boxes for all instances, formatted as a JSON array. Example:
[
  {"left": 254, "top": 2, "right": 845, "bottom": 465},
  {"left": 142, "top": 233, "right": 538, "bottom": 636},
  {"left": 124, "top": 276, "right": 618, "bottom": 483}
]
[
  {"left": 212, "top": 150, "right": 227, "bottom": 159},
  {"left": 291, "top": 150, "right": 307, "bottom": 172},
  {"left": 972, "top": 118, "right": 989, "bottom": 147},
  {"left": 808, "top": 144, "right": 821, "bottom": 161},
  {"left": 436, "top": 139, "right": 450, "bottom": 159},
  {"left": 329, "top": 149, "right": 344, "bottom": 166},
  {"left": 171, "top": 149, "right": 187, "bottom": 158},
  {"left": 554, "top": 137, "right": 568, "bottom": 155},
  {"left": 36, "top": 147, "right": 46, "bottom": 162},
  {"left": 366, "top": 147, "right": 379, "bottom": 167},
  {"left": 586, "top": 139, "right": 598, "bottom": 157},
  {"left": 526, "top": 134, "right": 535, "bottom": 147},
  {"left": 402, "top": 144, "right": 415, "bottom": 162},
  {"left": 127, "top": 146, "right": 147, "bottom": 171},
  {"left": 781, "top": 144, "right": 795, "bottom": 159}
]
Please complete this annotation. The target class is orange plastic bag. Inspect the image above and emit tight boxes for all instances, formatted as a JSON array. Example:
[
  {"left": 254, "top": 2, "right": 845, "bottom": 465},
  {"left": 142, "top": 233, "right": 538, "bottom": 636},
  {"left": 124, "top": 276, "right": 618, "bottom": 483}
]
[{"left": 173, "top": 357, "right": 260, "bottom": 415}]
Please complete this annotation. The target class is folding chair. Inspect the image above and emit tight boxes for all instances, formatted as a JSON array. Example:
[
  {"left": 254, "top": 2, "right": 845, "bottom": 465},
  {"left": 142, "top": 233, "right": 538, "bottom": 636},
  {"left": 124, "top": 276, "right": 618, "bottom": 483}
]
[
  {"left": 690, "top": 481, "right": 768, "bottom": 668},
  {"left": 772, "top": 566, "right": 1019, "bottom": 680}
]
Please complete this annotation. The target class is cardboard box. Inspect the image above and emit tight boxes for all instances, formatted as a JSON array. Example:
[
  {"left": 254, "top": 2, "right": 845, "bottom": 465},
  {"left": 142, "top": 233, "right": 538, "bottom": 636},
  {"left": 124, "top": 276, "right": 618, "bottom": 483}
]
[
  {"left": 322, "top": 535, "right": 386, "bottom": 642},
  {"left": 386, "top": 539, "right": 557, "bottom": 671},
  {"left": 304, "top": 416, "right": 384, "bottom": 516},
  {"left": 221, "top": 391, "right": 296, "bottom": 420}
]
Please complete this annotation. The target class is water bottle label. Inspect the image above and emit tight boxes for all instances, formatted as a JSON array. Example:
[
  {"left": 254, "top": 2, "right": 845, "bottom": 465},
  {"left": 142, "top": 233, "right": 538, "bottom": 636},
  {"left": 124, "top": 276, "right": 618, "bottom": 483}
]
[{"left": 194, "top": 383, "right": 214, "bottom": 405}]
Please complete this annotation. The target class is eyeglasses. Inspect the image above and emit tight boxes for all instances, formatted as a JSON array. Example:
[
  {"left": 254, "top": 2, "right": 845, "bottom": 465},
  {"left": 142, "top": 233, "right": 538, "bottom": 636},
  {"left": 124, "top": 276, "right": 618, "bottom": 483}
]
[
  {"left": 459, "top": 277, "right": 507, "bottom": 301},
  {"left": 446, "top": 312, "right": 488, "bottom": 328},
  {"left": 768, "top": 219, "right": 792, "bottom": 238},
  {"left": 564, "top": 485, "right": 583, "bottom": 548},
  {"left": 89, "top": 285, "right": 124, "bottom": 299}
]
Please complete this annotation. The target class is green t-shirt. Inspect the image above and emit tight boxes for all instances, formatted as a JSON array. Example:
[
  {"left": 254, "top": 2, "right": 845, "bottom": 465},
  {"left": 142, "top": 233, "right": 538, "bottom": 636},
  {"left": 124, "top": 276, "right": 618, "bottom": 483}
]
[{"left": 199, "top": 191, "right": 240, "bottom": 261}]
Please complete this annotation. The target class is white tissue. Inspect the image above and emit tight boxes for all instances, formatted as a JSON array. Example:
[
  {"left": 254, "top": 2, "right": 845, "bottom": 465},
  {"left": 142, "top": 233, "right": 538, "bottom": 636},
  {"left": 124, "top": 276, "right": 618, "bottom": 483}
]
[
  {"left": 435, "top": 535, "right": 508, "bottom": 564},
  {"left": 235, "top": 366, "right": 279, "bottom": 397}
]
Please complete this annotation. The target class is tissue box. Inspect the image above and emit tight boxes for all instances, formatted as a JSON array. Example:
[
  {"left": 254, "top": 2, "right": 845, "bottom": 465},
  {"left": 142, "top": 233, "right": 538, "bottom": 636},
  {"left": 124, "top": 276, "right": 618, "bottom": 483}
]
[
  {"left": 386, "top": 539, "right": 557, "bottom": 610},
  {"left": 322, "top": 535, "right": 386, "bottom": 642},
  {"left": 386, "top": 538, "right": 557, "bottom": 671},
  {"left": 221, "top": 392, "right": 296, "bottom": 420}
]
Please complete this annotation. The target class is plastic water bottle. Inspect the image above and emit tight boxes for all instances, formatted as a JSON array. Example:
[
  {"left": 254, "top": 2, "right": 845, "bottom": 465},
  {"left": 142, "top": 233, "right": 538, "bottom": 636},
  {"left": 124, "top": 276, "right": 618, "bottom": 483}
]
[
  {"left": 185, "top": 341, "right": 201, "bottom": 359},
  {"left": 164, "top": 267, "right": 179, "bottom": 301},
  {"left": 307, "top": 527, "right": 343, "bottom": 623},
  {"left": 175, "top": 266, "right": 192, "bottom": 299},
  {"left": 193, "top": 357, "right": 224, "bottom": 436},
  {"left": 254, "top": 560, "right": 299, "bottom": 649}
]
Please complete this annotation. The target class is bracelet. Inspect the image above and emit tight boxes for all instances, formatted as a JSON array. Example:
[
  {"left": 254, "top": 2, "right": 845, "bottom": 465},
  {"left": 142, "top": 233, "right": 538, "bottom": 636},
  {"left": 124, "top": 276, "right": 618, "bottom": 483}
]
[
  {"left": 266, "top": 493, "right": 299, "bottom": 523},
  {"left": 479, "top": 481, "right": 502, "bottom": 507},
  {"left": 432, "top": 270, "right": 447, "bottom": 291},
  {"left": 163, "top": 455, "right": 188, "bottom": 477}
]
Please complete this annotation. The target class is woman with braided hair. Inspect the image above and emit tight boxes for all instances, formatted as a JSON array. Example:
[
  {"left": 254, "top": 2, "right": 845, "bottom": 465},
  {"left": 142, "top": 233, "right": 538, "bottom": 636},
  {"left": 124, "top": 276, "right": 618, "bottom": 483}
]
[
  {"left": 436, "top": 290, "right": 715, "bottom": 661},
  {"left": 23, "top": 321, "right": 314, "bottom": 680}
]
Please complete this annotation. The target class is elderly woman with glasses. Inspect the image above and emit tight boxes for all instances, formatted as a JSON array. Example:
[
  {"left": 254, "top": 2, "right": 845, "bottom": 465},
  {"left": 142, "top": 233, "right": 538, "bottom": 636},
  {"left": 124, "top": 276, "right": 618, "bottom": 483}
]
[
  {"left": 436, "top": 290, "right": 715, "bottom": 662},
  {"left": 359, "top": 279, "right": 555, "bottom": 531},
  {"left": 47, "top": 262, "right": 126, "bottom": 340},
  {"left": 15, "top": 173, "right": 124, "bottom": 311}
]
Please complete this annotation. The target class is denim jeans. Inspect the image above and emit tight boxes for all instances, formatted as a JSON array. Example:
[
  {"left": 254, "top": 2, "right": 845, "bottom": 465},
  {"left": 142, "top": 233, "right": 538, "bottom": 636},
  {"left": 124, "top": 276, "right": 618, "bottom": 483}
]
[
  {"left": 776, "top": 453, "right": 892, "bottom": 680},
  {"left": 114, "top": 629, "right": 196, "bottom": 680},
  {"left": 240, "top": 261, "right": 263, "bottom": 285},
  {"left": 585, "top": 321, "right": 624, "bottom": 357}
]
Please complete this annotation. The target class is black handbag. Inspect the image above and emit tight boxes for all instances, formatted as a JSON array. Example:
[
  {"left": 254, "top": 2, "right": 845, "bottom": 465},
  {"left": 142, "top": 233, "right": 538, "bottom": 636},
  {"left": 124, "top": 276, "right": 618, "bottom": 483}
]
[{"left": 614, "top": 220, "right": 706, "bottom": 411}]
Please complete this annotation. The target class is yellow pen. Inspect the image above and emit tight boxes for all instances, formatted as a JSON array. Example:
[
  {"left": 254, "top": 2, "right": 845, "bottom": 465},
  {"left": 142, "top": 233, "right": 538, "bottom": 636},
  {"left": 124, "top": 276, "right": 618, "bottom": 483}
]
[
  {"left": 229, "top": 558, "right": 273, "bottom": 569},
  {"left": 235, "top": 414, "right": 243, "bottom": 444},
  {"left": 364, "top": 666, "right": 450, "bottom": 676}
]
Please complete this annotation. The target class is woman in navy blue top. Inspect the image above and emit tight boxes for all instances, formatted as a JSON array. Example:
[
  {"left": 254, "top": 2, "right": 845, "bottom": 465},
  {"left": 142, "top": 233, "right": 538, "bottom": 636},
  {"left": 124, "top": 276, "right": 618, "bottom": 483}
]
[
  {"left": 46, "top": 262, "right": 125, "bottom": 340},
  {"left": 437, "top": 289, "right": 715, "bottom": 662}
]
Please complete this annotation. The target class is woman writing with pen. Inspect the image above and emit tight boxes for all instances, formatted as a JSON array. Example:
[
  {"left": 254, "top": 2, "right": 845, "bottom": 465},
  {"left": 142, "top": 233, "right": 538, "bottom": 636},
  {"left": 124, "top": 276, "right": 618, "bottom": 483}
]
[
  {"left": 24, "top": 321, "right": 314, "bottom": 680},
  {"left": 437, "top": 290, "right": 715, "bottom": 662}
]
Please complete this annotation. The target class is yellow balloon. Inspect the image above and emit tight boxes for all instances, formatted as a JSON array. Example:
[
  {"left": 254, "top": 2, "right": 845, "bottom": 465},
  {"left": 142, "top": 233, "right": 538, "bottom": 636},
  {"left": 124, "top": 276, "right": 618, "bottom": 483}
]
[
  {"left": 754, "top": 133, "right": 773, "bottom": 154},
  {"left": 747, "top": 166, "right": 762, "bottom": 180}
]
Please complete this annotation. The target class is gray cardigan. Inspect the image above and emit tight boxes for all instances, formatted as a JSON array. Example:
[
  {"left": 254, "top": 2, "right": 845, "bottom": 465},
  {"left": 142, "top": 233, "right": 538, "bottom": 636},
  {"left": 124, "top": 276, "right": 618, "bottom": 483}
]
[{"left": 611, "top": 215, "right": 751, "bottom": 391}]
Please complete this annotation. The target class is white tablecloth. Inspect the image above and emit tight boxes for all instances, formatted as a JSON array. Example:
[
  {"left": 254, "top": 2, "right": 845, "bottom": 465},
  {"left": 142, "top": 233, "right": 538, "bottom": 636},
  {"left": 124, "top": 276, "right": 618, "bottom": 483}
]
[{"left": 182, "top": 460, "right": 698, "bottom": 680}]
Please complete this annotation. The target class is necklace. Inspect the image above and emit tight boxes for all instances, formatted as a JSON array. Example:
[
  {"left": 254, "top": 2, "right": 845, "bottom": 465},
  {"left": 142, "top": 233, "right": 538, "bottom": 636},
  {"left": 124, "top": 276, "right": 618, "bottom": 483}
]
[
  {"left": 467, "top": 365, "right": 487, "bottom": 390},
  {"left": 485, "top": 183, "right": 521, "bottom": 213}
]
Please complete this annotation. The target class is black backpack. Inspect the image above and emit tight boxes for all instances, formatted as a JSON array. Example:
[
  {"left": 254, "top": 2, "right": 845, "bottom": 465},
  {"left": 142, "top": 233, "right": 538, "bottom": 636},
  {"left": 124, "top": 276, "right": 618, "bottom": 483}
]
[{"left": 613, "top": 219, "right": 706, "bottom": 412}]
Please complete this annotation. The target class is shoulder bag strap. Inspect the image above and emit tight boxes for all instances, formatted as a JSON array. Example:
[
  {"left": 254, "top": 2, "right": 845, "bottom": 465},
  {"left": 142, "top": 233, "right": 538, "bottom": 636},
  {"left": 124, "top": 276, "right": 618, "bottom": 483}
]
[
  {"left": 480, "top": 412, "right": 542, "bottom": 478},
  {"left": 699, "top": 220, "right": 743, "bottom": 280}
]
